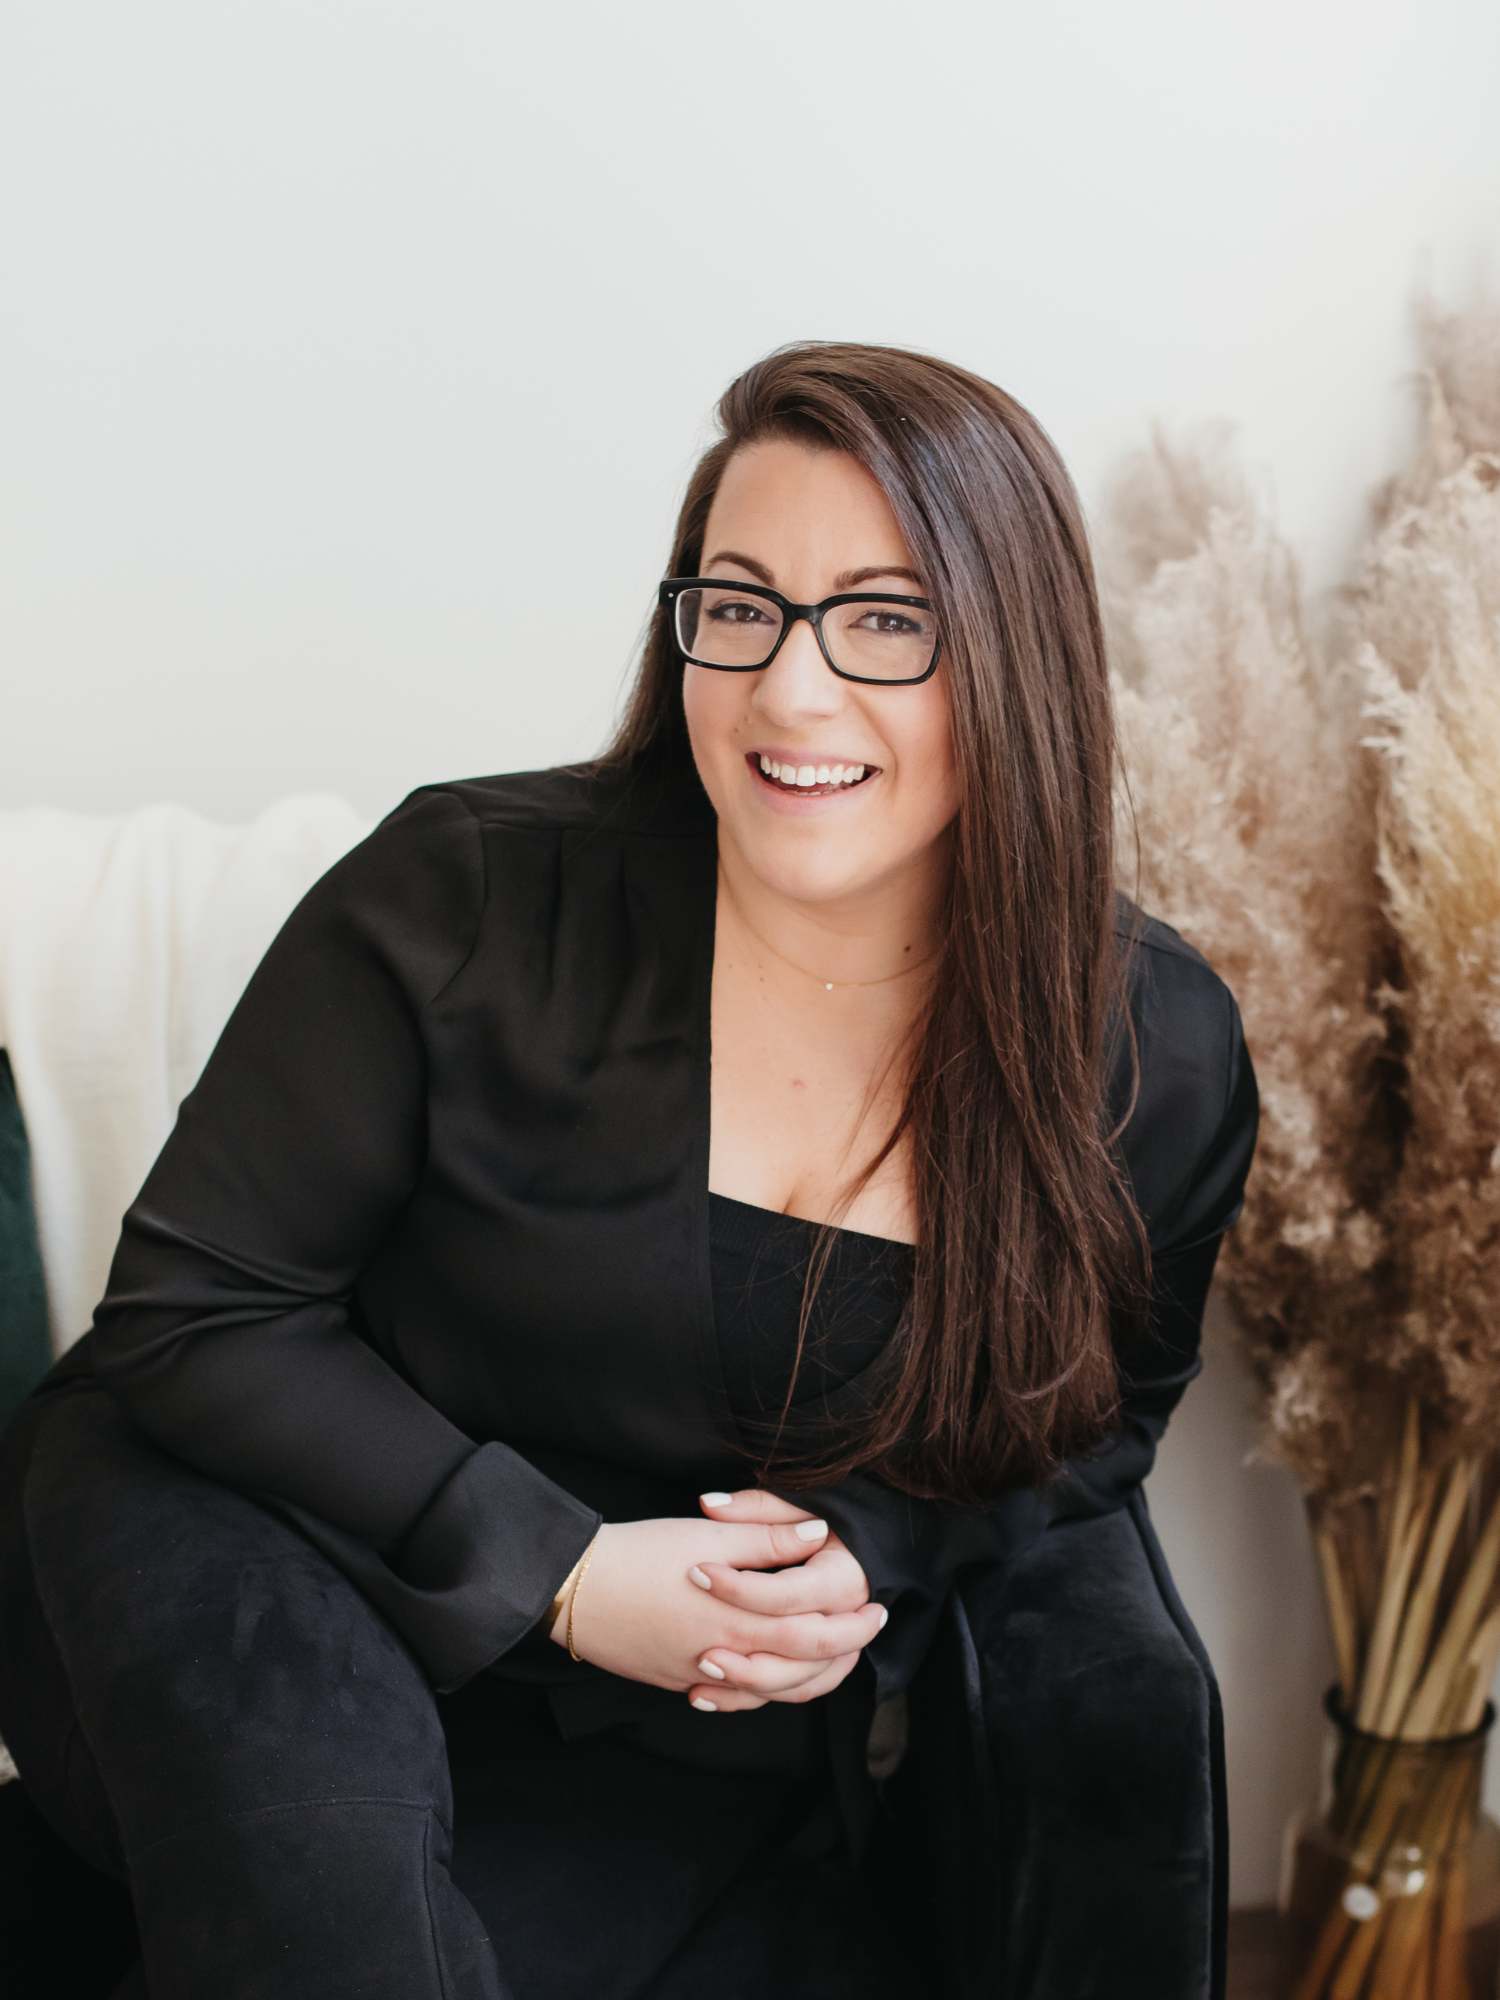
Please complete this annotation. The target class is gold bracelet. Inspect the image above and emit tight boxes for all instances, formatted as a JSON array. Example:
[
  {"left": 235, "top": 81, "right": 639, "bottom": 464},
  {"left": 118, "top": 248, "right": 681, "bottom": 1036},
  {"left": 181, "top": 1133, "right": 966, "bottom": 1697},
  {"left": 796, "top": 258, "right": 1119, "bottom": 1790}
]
[
  {"left": 547, "top": 1544, "right": 589, "bottom": 1637},
  {"left": 565, "top": 1532, "right": 600, "bottom": 1662}
]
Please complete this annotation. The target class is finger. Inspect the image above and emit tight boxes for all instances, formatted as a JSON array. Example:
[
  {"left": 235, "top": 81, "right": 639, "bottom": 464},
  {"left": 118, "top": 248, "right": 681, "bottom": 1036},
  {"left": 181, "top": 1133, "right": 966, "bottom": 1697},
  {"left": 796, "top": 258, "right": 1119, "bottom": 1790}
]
[
  {"left": 697, "top": 1601, "right": 889, "bottom": 1693},
  {"left": 698, "top": 1488, "right": 823, "bottom": 1525},
  {"left": 706, "top": 1515, "right": 837, "bottom": 1572},
  {"left": 699, "top": 1491, "right": 835, "bottom": 1562},
  {"left": 687, "top": 1679, "right": 768, "bottom": 1713},
  {"left": 779, "top": 1651, "right": 864, "bottom": 1701},
  {"left": 690, "top": 1543, "right": 868, "bottom": 1617},
  {"left": 692, "top": 1648, "right": 856, "bottom": 1712}
]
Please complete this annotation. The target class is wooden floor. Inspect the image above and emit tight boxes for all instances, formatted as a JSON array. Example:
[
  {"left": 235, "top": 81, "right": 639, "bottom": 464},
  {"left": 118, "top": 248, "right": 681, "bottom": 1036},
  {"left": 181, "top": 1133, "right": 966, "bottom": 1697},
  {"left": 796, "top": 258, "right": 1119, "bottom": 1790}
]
[{"left": 1228, "top": 1908, "right": 1283, "bottom": 1999}]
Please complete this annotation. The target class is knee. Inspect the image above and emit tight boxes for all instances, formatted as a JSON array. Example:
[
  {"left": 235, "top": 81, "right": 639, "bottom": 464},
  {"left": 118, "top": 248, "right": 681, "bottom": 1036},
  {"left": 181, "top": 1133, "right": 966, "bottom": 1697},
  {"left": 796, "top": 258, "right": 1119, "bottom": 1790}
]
[{"left": 13, "top": 1385, "right": 450, "bottom": 1864}]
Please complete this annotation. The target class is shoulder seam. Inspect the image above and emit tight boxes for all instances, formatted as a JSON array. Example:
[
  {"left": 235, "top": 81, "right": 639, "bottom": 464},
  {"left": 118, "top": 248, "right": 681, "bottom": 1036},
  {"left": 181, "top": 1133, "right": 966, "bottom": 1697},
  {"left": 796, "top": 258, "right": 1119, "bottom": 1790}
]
[
  {"left": 1113, "top": 918, "right": 1207, "bottom": 965},
  {"left": 405, "top": 775, "right": 712, "bottom": 842},
  {"left": 418, "top": 788, "right": 489, "bottom": 1011}
]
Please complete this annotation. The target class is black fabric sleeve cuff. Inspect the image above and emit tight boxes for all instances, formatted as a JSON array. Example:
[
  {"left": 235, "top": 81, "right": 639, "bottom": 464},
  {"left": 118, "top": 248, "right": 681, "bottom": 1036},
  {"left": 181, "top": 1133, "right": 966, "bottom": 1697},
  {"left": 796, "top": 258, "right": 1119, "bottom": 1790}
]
[{"left": 252, "top": 1440, "right": 604, "bottom": 1694}]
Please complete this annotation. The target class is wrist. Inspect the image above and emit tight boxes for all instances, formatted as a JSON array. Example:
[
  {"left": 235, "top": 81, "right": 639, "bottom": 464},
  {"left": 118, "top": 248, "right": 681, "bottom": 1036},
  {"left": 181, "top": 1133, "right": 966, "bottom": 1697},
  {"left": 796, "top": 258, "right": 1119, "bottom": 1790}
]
[{"left": 546, "top": 1530, "right": 598, "bottom": 1646}]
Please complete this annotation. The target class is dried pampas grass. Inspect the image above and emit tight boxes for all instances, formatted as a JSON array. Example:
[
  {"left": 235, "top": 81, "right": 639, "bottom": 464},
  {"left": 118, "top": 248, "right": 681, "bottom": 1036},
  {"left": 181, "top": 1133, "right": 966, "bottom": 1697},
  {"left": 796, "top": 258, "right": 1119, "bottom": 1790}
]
[
  {"left": 1098, "top": 276, "right": 1500, "bottom": 1737},
  {"left": 1095, "top": 416, "right": 1397, "bottom": 1506},
  {"left": 1098, "top": 280, "right": 1500, "bottom": 1988},
  {"left": 1349, "top": 320, "right": 1500, "bottom": 1463}
]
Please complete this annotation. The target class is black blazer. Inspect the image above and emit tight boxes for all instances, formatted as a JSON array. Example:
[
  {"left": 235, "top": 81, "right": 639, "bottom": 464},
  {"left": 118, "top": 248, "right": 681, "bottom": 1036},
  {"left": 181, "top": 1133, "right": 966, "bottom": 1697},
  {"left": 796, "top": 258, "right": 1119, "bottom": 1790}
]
[{"left": 77, "top": 753, "right": 1260, "bottom": 1867}]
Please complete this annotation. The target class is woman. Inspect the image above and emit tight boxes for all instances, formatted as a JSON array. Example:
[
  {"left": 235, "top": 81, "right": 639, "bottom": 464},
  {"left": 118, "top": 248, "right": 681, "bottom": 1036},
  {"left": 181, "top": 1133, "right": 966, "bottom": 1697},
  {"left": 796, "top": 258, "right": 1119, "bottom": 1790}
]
[{"left": 0, "top": 338, "right": 1259, "bottom": 1997}]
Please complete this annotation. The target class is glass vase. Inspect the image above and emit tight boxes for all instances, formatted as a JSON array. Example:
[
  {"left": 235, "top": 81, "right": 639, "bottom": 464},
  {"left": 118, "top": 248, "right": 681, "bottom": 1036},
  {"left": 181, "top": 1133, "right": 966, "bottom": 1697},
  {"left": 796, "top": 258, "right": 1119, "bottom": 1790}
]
[{"left": 1278, "top": 1682, "right": 1500, "bottom": 1998}]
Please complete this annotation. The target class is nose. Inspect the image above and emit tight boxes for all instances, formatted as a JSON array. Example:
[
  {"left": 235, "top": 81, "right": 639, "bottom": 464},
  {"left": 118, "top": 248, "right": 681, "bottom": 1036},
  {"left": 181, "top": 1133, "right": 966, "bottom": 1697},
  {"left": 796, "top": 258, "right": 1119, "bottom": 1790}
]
[{"left": 755, "top": 613, "right": 841, "bottom": 714}]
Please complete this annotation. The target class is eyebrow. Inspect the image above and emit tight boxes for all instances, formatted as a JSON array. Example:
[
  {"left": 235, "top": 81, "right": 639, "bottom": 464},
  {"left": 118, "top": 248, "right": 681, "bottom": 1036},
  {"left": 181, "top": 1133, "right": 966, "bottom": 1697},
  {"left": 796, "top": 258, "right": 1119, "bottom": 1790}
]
[{"left": 704, "top": 548, "right": 926, "bottom": 592}]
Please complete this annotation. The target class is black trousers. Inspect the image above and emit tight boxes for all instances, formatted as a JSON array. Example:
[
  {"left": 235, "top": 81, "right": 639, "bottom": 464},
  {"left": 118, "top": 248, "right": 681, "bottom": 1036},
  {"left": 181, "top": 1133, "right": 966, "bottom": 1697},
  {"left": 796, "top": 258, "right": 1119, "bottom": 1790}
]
[{"left": 0, "top": 1372, "right": 929, "bottom": 1999}]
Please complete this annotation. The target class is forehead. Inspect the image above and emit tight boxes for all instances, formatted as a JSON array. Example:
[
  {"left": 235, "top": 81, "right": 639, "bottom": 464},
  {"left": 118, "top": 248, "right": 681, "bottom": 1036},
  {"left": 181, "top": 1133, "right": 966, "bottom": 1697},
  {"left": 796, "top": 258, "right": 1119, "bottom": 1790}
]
[{"left": 704, "top": 442, "right": 921, "bottom": 583}]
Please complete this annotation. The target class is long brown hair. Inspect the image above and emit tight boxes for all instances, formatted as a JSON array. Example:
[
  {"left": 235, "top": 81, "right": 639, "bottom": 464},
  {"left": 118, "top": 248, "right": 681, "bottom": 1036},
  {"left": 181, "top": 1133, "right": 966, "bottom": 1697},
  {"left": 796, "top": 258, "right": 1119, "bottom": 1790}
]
[{"left": 573, "top": 338, "right": 1153, "bottom": 1509}]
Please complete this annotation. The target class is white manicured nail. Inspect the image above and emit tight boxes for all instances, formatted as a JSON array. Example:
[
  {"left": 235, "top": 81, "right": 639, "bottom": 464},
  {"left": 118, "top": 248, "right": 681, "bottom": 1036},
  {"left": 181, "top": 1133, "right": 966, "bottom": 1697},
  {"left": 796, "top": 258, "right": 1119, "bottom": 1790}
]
[
  {"left": 692, "top": 1697, "right": 719, "bottom": 1711},
  {"left": 697, "top": 1656, "right": 726, "bottom": 1679},
  {"left": 688, "top": 1566, "right": 713, "bottom": 1590},
  {"left": 795, "top": 1519, "right": 829, "bottom": 1540},
  {"left": 700, "top": 1492, "right": 733, "bottom": 1506},
  {"left": 877, "top": 1604, "right": 890, "bottom": 1629}
]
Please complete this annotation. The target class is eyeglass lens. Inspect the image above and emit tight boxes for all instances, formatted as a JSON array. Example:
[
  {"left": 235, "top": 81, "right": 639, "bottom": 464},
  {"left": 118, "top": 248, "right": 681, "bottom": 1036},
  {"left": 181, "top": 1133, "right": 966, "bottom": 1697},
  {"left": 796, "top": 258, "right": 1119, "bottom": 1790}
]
[{"left": 673, "top": 585, "right": 936, "bottom": 682}]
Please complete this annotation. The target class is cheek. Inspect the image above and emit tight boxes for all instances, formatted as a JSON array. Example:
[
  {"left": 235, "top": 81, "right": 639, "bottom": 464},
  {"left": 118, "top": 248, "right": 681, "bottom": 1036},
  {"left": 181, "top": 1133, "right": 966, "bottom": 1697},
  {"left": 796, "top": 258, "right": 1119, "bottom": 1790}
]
[
  {"left": 681, "top": 670, "right": 751, "bottom": 815},
  {"left": 681, "top": 666, "right": 737, "bottom": 750},
  {"left": 893, "top": 691, "right": 957, "bottom": 799},
  {"left": 681, "top": 664, "right": 704, "bottom": 740},
  {"left": 680, "top": 671, "right": 713, "bottom": 777},
  {"left": 895, "top": 729, "right": 959, "bottom": 842}
]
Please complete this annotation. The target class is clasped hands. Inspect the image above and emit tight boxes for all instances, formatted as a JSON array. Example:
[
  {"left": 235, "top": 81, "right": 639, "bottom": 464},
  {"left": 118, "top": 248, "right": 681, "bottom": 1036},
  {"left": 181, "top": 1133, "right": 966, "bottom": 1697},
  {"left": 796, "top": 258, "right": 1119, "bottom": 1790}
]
[{"left": 546, "top": 1488, "right": 888, "bottom": 1712}]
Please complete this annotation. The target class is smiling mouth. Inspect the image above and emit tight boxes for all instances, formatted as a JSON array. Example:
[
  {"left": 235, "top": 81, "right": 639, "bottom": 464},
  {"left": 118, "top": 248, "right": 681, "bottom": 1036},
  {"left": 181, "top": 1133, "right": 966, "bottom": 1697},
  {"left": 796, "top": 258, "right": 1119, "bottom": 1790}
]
[{"left": 745, "top": 752, "right": 881, "bottom": 799}]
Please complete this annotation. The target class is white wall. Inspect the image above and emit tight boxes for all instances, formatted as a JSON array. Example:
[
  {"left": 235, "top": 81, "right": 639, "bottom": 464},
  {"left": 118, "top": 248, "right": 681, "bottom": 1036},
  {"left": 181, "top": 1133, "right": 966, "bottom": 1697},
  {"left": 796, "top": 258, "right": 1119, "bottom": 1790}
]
[{"left": 5, "top": 0, "right": 1498, "bottom": 1909}]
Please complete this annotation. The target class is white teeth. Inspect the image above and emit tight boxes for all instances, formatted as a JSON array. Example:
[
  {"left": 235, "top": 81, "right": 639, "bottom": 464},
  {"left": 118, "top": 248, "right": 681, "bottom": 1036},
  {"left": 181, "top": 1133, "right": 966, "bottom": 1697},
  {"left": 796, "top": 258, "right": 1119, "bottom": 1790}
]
[{"left": 757, "top": 754, "right": 868, "bottom": 789}]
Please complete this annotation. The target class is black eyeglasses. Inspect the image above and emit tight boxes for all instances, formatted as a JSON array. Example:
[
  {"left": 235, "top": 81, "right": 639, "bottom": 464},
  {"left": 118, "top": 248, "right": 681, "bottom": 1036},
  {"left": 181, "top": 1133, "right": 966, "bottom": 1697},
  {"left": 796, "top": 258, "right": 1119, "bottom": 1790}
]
[{"left": 657, "top": 576, "right": 943, "bottom": 686}]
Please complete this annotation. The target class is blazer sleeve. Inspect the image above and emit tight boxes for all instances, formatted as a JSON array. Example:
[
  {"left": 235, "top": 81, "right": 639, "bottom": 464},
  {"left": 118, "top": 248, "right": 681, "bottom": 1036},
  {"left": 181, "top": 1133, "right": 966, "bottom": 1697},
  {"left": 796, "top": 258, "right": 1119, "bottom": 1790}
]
[
  {"left": 84, "top": 784, "right": 603, "bottom": 1694},
  {"left": 797, "top": 976, "right": 1260, "bottom": 1706}
]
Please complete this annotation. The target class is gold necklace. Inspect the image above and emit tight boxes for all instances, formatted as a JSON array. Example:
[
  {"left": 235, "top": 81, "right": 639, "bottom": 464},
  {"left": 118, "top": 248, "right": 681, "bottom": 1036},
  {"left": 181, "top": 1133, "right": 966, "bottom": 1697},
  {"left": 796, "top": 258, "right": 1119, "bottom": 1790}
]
[{"left": 719, "top": 871, "right": 943, "bottom": 992}]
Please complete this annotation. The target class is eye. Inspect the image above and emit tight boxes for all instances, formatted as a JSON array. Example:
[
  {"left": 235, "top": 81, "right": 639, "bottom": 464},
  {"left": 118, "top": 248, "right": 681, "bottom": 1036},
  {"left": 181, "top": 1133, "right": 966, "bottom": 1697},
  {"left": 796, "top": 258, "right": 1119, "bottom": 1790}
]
[
  {"left": 705, "top": 598, "right": 773, "bottom": 626},
  {"left": 857, "top": 610, "right": 923, "bottom": 636}
]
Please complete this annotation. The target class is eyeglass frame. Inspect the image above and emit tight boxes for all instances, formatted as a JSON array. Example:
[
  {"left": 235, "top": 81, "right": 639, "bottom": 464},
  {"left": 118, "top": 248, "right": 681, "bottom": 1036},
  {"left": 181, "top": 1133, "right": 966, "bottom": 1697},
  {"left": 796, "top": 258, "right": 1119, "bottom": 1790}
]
[{"left": 657, "top": 576, "right": 943, "bottom": 687}]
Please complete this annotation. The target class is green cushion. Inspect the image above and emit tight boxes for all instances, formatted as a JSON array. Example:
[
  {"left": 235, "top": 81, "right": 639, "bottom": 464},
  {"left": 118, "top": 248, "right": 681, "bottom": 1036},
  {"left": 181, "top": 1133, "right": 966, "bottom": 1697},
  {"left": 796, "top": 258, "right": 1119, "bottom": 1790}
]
[{"left": 0, "top": 1049, "right": 53, "bottom": 1432}]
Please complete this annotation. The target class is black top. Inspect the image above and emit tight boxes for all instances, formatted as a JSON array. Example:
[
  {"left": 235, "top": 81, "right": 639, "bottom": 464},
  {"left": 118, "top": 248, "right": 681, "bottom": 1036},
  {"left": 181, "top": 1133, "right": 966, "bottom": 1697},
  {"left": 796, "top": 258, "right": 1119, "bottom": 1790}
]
[
  {"left": 708, "top": 1189, "right": 915, "bottom": 1427},
  {"left": 54, "top": 758, "right": 1259, "bottom": 1870}
]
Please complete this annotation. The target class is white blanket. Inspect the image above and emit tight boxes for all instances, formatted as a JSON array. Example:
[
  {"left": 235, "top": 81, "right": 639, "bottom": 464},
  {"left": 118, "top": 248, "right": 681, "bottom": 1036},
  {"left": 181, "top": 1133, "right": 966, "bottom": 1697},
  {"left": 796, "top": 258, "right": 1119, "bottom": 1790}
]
[
  {"left": 0, "top": 793, "right": 374, "bottom": 1365},
  {"left": 0, "top": 792, "right": 376, "bottom": 1784}
]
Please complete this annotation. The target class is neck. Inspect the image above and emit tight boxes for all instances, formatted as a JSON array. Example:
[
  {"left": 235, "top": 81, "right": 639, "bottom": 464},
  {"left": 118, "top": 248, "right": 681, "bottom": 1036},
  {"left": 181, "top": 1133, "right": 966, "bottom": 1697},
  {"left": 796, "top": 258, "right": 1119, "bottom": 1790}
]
[{"left": 713, "top": 825, "right": 949, "bottom": 993}]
